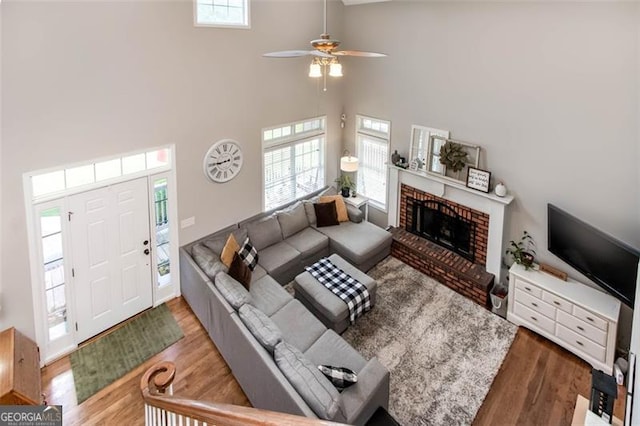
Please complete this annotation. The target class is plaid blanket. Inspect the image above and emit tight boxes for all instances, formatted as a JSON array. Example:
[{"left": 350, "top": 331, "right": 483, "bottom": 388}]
[{"left": 305, "top": 257, "right": 371, "bottom": 324}]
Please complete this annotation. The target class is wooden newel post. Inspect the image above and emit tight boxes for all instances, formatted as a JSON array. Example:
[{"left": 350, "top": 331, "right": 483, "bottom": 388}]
[{"left": 140, "top": 361, "right": 176, "bottom": 396}]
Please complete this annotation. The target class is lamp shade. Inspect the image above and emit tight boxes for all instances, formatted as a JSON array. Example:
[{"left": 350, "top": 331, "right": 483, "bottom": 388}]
[
  {"left": 309, "top": 62, "right": 322, "bottom": 78},
  {"left": 340, "top": 155, "right": 359, "bottom": 172},
  {"left": 329, "top": 62, "right": 343, "bottom": 77}
]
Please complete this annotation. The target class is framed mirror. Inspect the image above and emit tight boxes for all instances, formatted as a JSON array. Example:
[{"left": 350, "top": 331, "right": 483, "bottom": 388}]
[{"left": 409, "top": 125, "right": 450, "bottom": 171}]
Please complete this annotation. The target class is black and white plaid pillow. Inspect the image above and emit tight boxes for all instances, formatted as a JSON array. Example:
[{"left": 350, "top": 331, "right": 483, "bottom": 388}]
[
  {"left": 238, "top": 237, "right": 259, "bottom": 271},
  {"left": 318, "top": 365, "right": 358, "bottom": 391}
]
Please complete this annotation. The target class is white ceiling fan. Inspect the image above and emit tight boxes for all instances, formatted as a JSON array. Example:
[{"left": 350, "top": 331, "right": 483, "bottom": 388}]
[{"left": 263, "top": 0, "right": 386, "bottom": 89}]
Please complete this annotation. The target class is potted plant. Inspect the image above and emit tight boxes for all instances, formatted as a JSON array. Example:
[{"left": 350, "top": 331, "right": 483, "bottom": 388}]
[
  {"left": 335, "top": 174, "right": 356, "bottom": 198},
  {"left": 505, "top": 230, "right": 536, "bottom": 270}
]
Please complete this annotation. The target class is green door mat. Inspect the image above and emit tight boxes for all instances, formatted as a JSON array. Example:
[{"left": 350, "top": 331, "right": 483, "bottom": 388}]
[{"left": 70, "top": 303, "right": 184, "bottom": 404}]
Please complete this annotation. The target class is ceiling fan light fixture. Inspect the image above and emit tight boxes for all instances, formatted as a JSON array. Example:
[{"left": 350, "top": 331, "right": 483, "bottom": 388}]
[
  {"left": 309, "top": 59, "right": 322, "bottom": 78},
  {"left": 329, "top": 60, "right": 343, "bottom": 77}
]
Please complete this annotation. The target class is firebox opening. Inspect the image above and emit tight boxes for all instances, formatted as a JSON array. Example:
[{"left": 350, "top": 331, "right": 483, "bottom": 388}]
[{"left": 407, "top": 198, "right": 476, "bottom": 262}]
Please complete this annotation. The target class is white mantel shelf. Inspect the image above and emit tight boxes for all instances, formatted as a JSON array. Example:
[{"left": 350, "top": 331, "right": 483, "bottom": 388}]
[
  {"left": 387, "top": 165, "right": 514, "bottom": 284},
  {"left": 388, "top": 165, "right": 514, "bottom": 205}
]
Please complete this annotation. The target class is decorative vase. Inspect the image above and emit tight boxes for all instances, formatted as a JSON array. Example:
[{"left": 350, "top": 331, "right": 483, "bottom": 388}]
[
  {"left": 391, "top": 150, "right": 401, "bottom": 166},
  {"left": 495, "top": 182, "right": 507, "bottom": 197},
  {"left": 341, "top": 187, "right": 351, "bottom": 198}
]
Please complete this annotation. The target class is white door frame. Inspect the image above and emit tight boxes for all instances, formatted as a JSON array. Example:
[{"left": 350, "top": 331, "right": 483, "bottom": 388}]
[{"left": 23, "top": 145, "right": 180, "bottom": 365}]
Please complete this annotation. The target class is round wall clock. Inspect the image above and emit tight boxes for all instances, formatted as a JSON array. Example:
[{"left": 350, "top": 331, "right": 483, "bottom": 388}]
[{"left": 203, "top": 139, "right": 244, "bottom": 183}]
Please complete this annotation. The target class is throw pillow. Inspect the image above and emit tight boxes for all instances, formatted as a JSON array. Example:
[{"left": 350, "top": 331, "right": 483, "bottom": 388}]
[
  {"left": 314, "top": 201, "right": 339, "bottom": 228},
  {"left": 220, "top": 233, "right": 240, "bottom": 267},
  {"left": 228, "top": 252, "right": 252, "bottom": 289},
  {"left": 191, "top": 243, "right": 228, "bottom": 279},
  {"left": 318, "top": 365, "right": 358, "bottom": 391},
  {"left": 319, "top": 195, "right": 349, "bottom": 222},
  {"left": 274, "top": 341, "right": 341, "bottom": 420},
  {"left": 238, "top": 237, "right": 259, "bottom": 271},
  {"left": 238, "top": 304, "right": 282, "bottom": 354},
  {"left": 214, "top": 271, "right": 251, "bottom": 311}
]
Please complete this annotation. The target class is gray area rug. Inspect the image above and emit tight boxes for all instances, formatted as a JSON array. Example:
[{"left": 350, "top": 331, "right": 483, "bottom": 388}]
[{"left": 341, "top": 257, "right": 518, "bottom": 426}]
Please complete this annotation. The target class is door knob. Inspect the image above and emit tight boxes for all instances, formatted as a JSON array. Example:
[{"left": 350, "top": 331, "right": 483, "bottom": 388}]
[
  {"left": 143, "top": 240, "right": 149, "bottom": 246},
  {"left": 144, "top": 249, "right": 150, "bottom": 255}
]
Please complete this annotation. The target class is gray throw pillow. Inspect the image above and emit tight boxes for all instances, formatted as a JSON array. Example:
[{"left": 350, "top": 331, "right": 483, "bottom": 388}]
[
  {"left": 214, "top": 271, "right": 251, "bottom": 310},
  {"left": 238, "top": 304, "right": 283, "bottom": 353},
  {"left": 204, "top": 228, "right": 248, "bottom": 255},
  {"left": 277, "top": 202, "right": 309, "bottom": 239},
  {"left": 246, "top": 216, "right": 283, "bottom": 250},
  {"left": 191, "top": 244, "right": 228, "bottom": 279},
  {"left": 303, "top": 201, "right": 317, "bottom": 226},
  {"left": 274, "top": 341, "right": 341, "bottom": 420}
]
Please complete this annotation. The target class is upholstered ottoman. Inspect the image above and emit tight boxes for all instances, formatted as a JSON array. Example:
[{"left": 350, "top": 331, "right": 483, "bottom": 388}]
[{"left": 293, "top": 253, "right": 377, "bottom": 334}]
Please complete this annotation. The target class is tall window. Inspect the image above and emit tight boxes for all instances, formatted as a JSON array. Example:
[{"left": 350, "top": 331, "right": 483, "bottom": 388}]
[
  {"left": 356, "top": 115, "right": 391, "bottom": 211},
  {"left": 195, "top": 0, "right": 250, "bottom": 28},
  {"left": 263, "top": 117, "right": 326, "bottom": 211}
]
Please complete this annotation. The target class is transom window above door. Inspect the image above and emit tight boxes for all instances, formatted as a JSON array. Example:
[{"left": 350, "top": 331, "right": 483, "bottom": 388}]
[{"left": 195, "top": 0, "right": 250, "bottom": 28}]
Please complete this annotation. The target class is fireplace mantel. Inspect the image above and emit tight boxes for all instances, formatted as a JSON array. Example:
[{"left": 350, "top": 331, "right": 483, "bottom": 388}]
[{"left": 388, "top": 165, "right": 514, "bottom": 283}]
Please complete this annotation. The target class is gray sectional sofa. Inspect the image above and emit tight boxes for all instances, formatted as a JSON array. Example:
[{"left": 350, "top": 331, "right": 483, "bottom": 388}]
[{"left": 179, "top": 187, "right": 392, "bottom": 424}]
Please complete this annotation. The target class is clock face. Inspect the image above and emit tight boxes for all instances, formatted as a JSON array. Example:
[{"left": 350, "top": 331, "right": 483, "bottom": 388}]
[{"left": 203, "top": 139, "right": 244, "bottom": 183}]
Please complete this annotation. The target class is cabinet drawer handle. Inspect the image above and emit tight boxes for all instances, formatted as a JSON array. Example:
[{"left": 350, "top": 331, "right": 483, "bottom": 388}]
[
  {"left": 577, "top": 326, "right": 585, "bottom": 332},
  {"left": 553, "top": 301, "right": 561, "bottom": 306},
  {"left": 531, "top": 302, "right": 538, "bottom": 308},
  {"left": 586, "top": 317, "right": 595, "bottom": 322},
  {"left": 576, "top": 341, "right": 584, "bottom": 346},
  {"left": 525, "top": 287, "right": 532, "bottom": 292},
  {"left": 530, "top": 316, "right": 537, "bottom": 322}
]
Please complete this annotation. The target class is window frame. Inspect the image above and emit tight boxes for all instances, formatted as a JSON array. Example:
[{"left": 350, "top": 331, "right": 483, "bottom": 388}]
[
  {"left": 355, "top": 114, "right": 391, "bottom": 212},
  {"left": 193, "top": 0, "right": 251, "bottom": 29},
  {"left": 262, "top": 117, "right": 327, "bottom": 211}
]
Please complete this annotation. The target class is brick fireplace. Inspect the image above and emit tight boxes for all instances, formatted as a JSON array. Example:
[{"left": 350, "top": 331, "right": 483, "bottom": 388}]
[{"left": 387, "top": 167, "right": 514, "bottom": 307}]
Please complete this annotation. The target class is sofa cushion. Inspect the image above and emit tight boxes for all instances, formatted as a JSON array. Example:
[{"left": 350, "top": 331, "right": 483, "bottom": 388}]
[
  {"left": 228, "top": 252, "right": 252, "bottom": 289},
  {"left": 238, "top": 237, "right": 259, "bottom": 271},
  {"left": 346, "top": 204, "right": 364, "bottom": 223},
  {"left": 214, "top": 271, "right": 251, "bottom": 310},
  {"left": 257, "top": 241, "right": 300, "bottom": 280},
  {"left": 317, "top": 221, "right": 392, "bottom": 266},
  {"left": 221, "top": 233, "right": 240, "bottom": 267},
  {"left": 204, "top": 227, "right": 247, "bottom": 255},
  {"left": 285, "top": 227, "right": 329, "bottom": 259},
  {"left": 249, "top": 274, "right": 292, "bottom": 316},
  {"left": 191, "top": 243, "right": 227, "bottom": 279},
  {"left": 314, "top": 201, "right": 339, "bottom": 227},
  {"left": 250, "top": 264, "right": 268, "bottom": 283},
  {"left": 238, "top": 304, "right": 282, "bottom": 354},
  {"left": 274, "top": 341, "right": 341, "bottom": 420},
  {"left": 247, "top": 216, "right": 283, "bottom": 251},
  {"left": 276, "top": 202, "right": 309, "bottom": 239},
  {"left": 319, "top": 195, "right": 349, "bottom": 222},
  {"left": 270, "top": 300, "right": 326, "bottom": 352},
  {"left": 304, "top": 329, "right": 367, "bottom": 373}
]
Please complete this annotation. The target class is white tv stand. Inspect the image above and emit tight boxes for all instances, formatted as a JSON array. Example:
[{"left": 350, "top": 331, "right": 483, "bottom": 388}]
[{"left": 507, "top": 264, "right": 621, "bottom": 374}]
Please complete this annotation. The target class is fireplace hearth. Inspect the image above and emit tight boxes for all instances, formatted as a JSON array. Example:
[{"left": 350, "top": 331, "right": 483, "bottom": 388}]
[{"left": 407, "top": 198, "right": 475, "bottom": 262}]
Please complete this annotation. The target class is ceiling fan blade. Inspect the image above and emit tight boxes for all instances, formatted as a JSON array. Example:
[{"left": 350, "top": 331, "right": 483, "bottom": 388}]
[
  {"left": 333, "top": 50, "right": 387, "bottom": 58},
  {"left": 263, "top": 50, "right": 333, "bottom": 58}
]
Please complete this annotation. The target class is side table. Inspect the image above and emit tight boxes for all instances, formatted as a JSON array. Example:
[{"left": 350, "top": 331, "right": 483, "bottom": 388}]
[{"left": 344, "top": 194, "right": 369, "bottom": 221}]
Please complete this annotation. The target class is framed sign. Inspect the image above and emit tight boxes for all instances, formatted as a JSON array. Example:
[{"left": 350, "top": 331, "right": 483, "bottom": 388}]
[{"left": 466, "top": 167, "right": 491, "bottom": 193}]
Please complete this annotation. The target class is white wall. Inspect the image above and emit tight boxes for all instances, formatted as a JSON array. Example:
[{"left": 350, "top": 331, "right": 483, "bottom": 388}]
[
  {"left": 342, "top": 1, "right": 640, "bottom": 349},
  {"left": 1, "top": 0, "right": 344, "bottom": 341}
]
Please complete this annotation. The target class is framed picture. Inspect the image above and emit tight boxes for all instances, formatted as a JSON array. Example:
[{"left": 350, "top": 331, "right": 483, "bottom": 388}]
[
  {"left": 466, "top": 167, "right": 491, "bottom": 193},
  {"left": 430, "top": 135, "right": 481, "bottom": 182}
]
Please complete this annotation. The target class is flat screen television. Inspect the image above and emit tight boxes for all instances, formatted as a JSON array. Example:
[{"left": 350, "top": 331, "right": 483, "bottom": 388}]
[{"left": 547, "top": 204, "right": 640, "bottom": 307}]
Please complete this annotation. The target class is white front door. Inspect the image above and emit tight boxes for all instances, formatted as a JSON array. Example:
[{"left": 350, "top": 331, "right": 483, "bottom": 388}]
[{"left": 69, "top": 177, "right": 153, "bottom": 342}]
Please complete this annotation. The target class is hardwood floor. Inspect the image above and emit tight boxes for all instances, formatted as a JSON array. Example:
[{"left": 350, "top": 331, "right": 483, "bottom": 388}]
[
  {"left": 41, "top": 297, "right": 250, "bottom": 425},
  {"left": 41, "top": 296, "right": 625, "bottom": 425}
]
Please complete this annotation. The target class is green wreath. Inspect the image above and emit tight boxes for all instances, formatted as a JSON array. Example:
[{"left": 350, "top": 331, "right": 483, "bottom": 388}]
[{"left": 439, "top": 142, "right": 469, "bottom": 172}]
